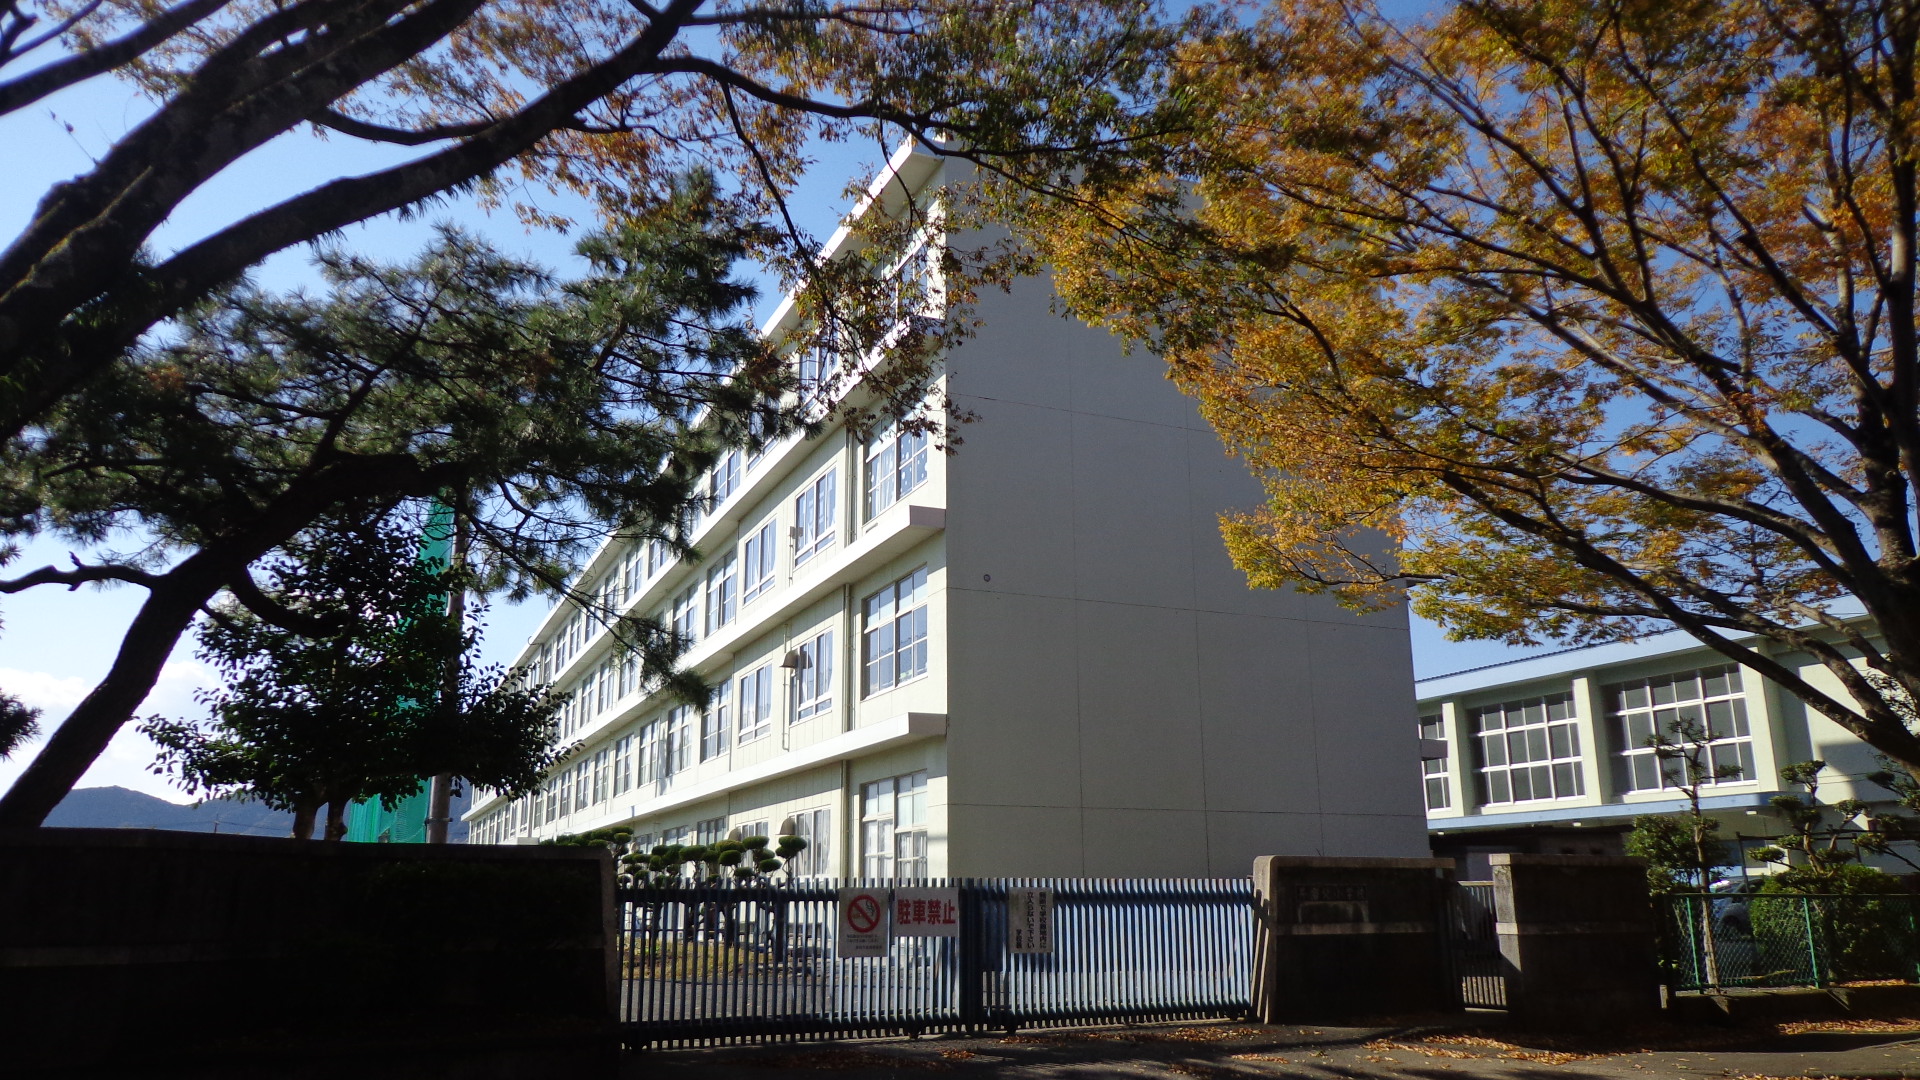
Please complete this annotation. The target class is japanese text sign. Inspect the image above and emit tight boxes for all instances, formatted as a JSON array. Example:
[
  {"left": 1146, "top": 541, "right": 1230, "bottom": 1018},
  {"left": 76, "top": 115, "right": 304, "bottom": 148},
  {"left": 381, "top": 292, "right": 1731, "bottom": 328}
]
[
  {"left": 892, "top": 887, "right": 961, "bottom": 937},
  {"left": 1007, "top": 887, "right": 1054, "bottom": 954},
  {"left": 837, "top": 887, "right": 891, "bottom": 957}
]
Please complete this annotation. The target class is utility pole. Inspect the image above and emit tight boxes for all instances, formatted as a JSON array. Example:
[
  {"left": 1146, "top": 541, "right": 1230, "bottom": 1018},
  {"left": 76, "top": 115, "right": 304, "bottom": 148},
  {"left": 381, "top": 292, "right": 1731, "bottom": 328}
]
[{"left": 425, "top": 498, "right": 468, "bottom": 844}]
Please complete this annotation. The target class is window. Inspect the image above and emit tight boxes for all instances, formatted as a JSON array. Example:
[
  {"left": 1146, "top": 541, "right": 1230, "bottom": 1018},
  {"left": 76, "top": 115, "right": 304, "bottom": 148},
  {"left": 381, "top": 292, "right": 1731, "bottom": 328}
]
[
  {"left": 662, "top": 826, "right": 689, "bottom": 847},
  {"left": 705, "top": 552, "right": 737, "bottom": 633},
  {"left": 743, "top": 521, "right": 777, "bottom": 602},
  {"left": 860, "top": 771, "right": 928, "bottom": 879},
  {"left": 592, "top": 747, "right": 611, "bottom": 804},
  {"left": 671, "top": 585, "right": 700, "bottom": 646},
  {"left": 710, "top": 450, "right": 742, "bottom": 506},
  {"left": 864, "top": 425, "right": 928, "bottom": 519},
  {"left": 737, "top": 819, "right": 769, "bottom": 843},
  {"left": 696, "top": 816, "right": 727, "bottom": 846},
  {"left": 558, "top": 765, "right": 575, "bottom": 816},
  {"left": 786, "top": 807, "right": 832, "bottom": 877},
  {"left": 863, "top": 568, "right": 929, "bottom": 695},
  {"left": 793, "top": 629, "right": 833, "bottom": 721},
  {"left": 1420, "top": 714, "right": 1450, "bottom": 811},
  {"left": 613, "top": 733, "right": 635, "bottom": 795},
  {"left": 597, "top": 661, "right": 615, "bottom": 714},
  {"left": 619, "top": 656, "right": 638, "bottom": 698},
  {"left": 798, "top": 347, "right": 829, "bottom": 388},
  {"left": 640, "top": 718, "right": 666, "bottom": 783},
  {"left": 1609, "top": 665, "right": 1755, "bottom": 793},
  {"left": 633, "top": 832, "right": 656, "bottom": 854},
  {"left": 1472, "top": 693, "right": 1584, "bottom": 805},
  {"left": 737, "top": 665, "right": 774, "bottom": 743},
  {"left": 666, "top": 704, "right": 693, "bottom": 776},
  {"left": 575, "top": 760, "right": 592, "bottom": 811},
  {"left": 647, "top": 539, "right": 668, "bottom": 577},
  {"left": 701, "top": 686, "right": 730, "bottom": 761},
  {"left": 793, "top": 470, "right": 837, "bottom": 565},
  {"left": 622, "top": 547, "right": 643, "bottom": 601}
]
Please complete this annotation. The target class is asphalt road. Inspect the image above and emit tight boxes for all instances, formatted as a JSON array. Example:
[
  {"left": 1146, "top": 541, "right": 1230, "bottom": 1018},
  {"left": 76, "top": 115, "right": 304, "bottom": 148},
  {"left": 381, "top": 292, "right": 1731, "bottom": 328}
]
[{"left": 622, "top": 1017, "right": 1920, "bottom": 1080}]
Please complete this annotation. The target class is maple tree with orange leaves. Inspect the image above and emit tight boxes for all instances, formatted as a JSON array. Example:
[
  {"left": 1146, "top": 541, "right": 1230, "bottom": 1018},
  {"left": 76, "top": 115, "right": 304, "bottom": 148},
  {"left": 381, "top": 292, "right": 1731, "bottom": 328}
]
[{"left": 1015, "top": 0, "right": 1920, "bottom": 780}]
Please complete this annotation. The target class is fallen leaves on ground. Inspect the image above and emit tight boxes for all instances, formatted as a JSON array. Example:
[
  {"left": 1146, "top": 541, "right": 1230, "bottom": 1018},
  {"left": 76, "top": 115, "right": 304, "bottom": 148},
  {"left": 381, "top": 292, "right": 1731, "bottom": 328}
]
[
  {"left": 744, "top": 1050, "right": 950, "bottom": 1070},
  {"left": 1777, "top": 1016, "right": 1920, "bottom": 1036}
]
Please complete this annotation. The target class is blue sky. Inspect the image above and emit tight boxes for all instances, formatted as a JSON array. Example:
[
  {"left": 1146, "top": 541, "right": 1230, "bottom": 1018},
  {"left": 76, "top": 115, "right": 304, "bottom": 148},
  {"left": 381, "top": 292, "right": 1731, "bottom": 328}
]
[{"left": 0, "top": 47, "right": 1521, "bottom": 804}]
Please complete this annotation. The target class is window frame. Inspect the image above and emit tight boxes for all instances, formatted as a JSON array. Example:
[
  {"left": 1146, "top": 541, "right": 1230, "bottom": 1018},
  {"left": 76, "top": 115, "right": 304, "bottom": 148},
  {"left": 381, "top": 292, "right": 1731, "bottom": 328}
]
[
  {"left": 862, "top": 567, "right": 930, "bottom": 697},
  {"left": 793, "top": 468, "right": 838, "bottom": 565},
  {"left": 742, "top": 521, "right": 777, "bottom": 603}
]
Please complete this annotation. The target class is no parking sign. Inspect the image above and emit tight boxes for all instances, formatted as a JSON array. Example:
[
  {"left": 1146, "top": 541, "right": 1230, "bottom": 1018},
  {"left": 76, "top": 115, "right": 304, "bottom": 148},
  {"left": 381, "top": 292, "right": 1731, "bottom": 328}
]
[{"left": 837, "top": 887, "right": 891, "bottom": 957}]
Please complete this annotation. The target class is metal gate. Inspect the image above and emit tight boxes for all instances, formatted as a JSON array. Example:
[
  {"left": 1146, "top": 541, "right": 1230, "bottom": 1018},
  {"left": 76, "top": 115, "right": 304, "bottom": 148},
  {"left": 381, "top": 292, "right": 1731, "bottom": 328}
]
[
  {"left": 1442, "top": 880, "right": 1507, "bottom": 1008},
  {"left": 617, "top": 876, "right": 1255, "bottom": 1047}
]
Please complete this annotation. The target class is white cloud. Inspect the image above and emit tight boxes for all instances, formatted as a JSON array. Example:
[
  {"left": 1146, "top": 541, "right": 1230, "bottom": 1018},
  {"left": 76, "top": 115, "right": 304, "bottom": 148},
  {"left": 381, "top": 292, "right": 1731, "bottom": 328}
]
[{"left": 0, "top": 667, "right": 91, "bottom": 714}]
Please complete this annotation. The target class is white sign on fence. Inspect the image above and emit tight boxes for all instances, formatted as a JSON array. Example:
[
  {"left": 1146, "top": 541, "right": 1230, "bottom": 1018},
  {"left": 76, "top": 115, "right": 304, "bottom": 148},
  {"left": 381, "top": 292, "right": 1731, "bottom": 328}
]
[
  {"left": 1007, "top": 887, "right": 1055, "bottom": 954},
  {"left": 837, "top": 887, "right": 892, "bottom": 957},
  {"left": 893, "top": 887, "right": 961, "bottom": 937}
]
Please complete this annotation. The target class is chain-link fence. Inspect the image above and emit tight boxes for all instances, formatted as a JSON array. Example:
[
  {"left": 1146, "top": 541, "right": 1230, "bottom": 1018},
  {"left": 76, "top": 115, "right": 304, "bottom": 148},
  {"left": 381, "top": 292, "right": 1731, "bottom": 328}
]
[{"left": 1660, "top": 892, "right": 1920, "bottom": 990}]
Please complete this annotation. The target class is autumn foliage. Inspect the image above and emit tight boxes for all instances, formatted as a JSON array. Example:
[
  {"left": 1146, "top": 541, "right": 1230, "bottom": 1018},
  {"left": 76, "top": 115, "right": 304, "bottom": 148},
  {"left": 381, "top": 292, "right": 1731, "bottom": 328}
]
[{"left": 1019, "top": 0, "right": 1920, "bottom": 777}]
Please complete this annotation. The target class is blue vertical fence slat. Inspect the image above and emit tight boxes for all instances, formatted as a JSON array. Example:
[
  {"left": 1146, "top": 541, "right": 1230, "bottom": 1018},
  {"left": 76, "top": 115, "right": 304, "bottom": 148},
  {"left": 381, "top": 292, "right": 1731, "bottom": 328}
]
[{"left": 618, "top": 875, "right": 1256, "bottom": 1048}]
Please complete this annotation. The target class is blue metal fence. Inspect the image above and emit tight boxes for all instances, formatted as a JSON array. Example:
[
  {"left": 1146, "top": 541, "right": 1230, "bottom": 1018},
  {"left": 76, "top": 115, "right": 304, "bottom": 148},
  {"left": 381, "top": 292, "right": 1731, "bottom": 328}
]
[{"left": 617, "top": 876, "right": 1255, "bottom": 1047}]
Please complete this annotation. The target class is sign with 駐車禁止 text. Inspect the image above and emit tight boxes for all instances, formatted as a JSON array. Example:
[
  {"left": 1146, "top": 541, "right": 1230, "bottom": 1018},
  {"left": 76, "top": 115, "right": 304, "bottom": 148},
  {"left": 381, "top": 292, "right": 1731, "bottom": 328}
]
[
  {"left": 837, "top": 887, "right": 891, "bottom": 957},
  {"left": 1006, "top": 887, "right": 1054, "bottom": 954},
  {"left": 893, "top": 887, "right": 961, "bottom": 937}
]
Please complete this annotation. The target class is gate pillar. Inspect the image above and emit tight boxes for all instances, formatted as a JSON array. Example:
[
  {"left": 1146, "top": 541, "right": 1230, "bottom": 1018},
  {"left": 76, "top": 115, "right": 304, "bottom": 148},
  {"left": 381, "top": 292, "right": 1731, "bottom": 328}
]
[
  {"left": 1491, "top": 854, "right": 1660, "bottom": 1028},
  {"left": 1252, "top": 855, "right": 1456, "bottom": 1022}
]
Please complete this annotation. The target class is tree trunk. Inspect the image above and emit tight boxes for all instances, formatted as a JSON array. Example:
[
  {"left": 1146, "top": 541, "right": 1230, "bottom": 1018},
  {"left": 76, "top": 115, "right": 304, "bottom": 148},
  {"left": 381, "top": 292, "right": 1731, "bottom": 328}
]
[
  {"left": 0, "top": 561, "right": 230, "bottom": 826},
  {"left": 291, "top": 801, "right": 319, "bottom": 840},
  {"left": 324, "top": 798, "right": 349, "bottom": 841}
]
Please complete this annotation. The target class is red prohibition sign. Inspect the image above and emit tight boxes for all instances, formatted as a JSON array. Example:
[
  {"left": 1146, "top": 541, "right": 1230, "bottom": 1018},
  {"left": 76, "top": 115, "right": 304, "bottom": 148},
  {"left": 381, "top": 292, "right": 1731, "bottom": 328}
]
[{"left": 847, "top": 894, "right": 883, "bottom": 934}]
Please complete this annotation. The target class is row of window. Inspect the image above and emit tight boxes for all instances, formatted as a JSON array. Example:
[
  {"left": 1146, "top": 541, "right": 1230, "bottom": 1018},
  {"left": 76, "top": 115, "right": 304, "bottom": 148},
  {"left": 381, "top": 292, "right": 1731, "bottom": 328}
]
[
  {"left": 466, "top": 770, "right": 932, "bottom": 883},
  {"left": 1421, "top": 663, "right": 1759, "bottom": 810},
  {"left": 533, "top": 424, "right": 930, "bottom": 698},
  {"left": 481, "top": 566, "right": 934, "bottom": 835}
]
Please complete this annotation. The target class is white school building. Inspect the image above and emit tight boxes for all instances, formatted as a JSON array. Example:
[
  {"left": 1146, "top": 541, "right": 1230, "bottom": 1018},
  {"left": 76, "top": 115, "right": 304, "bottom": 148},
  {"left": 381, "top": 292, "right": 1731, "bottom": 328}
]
[{"left": 463, "top": 146, "right": 1429, "bottom": 877}]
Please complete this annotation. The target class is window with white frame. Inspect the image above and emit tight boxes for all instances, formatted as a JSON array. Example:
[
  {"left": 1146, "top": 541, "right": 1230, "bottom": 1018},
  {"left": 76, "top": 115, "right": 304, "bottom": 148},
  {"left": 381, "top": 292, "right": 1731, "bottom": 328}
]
[
  {"left": 701, "top": 686, "right": 730, "bottom": 761},
  {"left": 622, "top": 547, "right": 643, "bottom": 601},
  {"left": 737, "top": 665, "right": 773, "bottom": 743},
  {"left": 863, "top": 568, "right": 929, "bottom": 696},
  {"left": 705, "top": 552, "right": 737, "bottom": 633},
  {"left": 798, "top": 347, "right": 828, "bottom": 388},
  {"left": 613, "top": 733, "right": 635, "bottom": 796},
  {"left": 662, "top": 826, "right": 689, "bottom": 847},
  {"left": 597, "top": 661, "right": 615, "bottom": 713},
  {"left": 1420, "top": 714, "right": 1450, "bottom": 811},
  {"left": 575, "top": 759, "right": 592, "bottom": 811},
  {"left": 786, "top": 807, "right": 832, "bottom": 877},
  {"left": 793, "top": 470, "right": 837, "bottom": 565},
  {"left": 640, "top": 718, "right": 666, "bottom": 783},
  {"left": 647, "top": 539, "right": 668, "bottom": 577},
  {"left": 1472, "top": 693, "right": 1584, "bottom": 804},
  {"left": 710, "top": 450, "right": 742, "bottom": 507},
  {"left": 592, "top": 747, "right": 610, "bottom": 804},
  {"left": 695, "top": 816, "right": 727, "bottom": 846},
  {"left": 633, "top": 832, "right": 656, "bottom": 854},
  {"left": 863, "top": 425, "right": 928, "bottom": 520},
  {"left": 558, "top": 765, "right": 575, "bottom": 816},
  {"left": 860, "top": 771, "right": 928, "bottom": 880},
  {"left": 620, "top": 656, "right": 638, "bottom": 698},
  {"left": 793, "top": 629, "right": 833, "bottom": 721},
  {"left": 1608, "top": 665, "right": 1755, "bottom": 793},
  {"left": 743, "top": 521, "right": 777, "bottom": 602},
  {"left": 666, "top": 704, "right": 693, "bottom": 776},
  {"left": 671, "top": 585, "right": 700, "bottom": 646},
  {"left": 737, "top": 819, "right": 769, "bottom": 843}
]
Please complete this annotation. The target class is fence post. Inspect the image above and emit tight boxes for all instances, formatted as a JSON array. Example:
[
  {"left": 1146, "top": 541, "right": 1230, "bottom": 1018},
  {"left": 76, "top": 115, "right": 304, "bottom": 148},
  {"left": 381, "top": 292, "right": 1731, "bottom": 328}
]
[
  {"left": 1802, "top": 897, "right": 1826, "bottom": 989},
  {"left": 1251, "top": 855, "right": 1457, "bottom": 1022},
  {"left": 958, "top": 879, "right": 985, "bottom": 1030},
  {"left": 1492, "top": 855, "right": 1660, "bottom": 1029}
]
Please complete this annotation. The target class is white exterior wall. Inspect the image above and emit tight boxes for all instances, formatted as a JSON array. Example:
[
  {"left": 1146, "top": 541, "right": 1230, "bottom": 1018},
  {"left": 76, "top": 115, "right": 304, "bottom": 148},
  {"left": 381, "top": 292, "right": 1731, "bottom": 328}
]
[{"left": 463, "top": 150, "right": 1431, "bottom": 875}]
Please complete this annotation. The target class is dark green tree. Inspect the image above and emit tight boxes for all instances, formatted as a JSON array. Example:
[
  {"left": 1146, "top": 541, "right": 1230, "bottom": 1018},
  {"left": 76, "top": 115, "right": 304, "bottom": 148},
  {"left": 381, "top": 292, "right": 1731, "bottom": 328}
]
[
  {"left": 0, "top": 176, "right": 780, "bottom": 826},
  {"left": 0, "top": 690, "right": 38, "bottom": 760},
  {"left": 141, "top": 510, "right": 566, "bottom": 840}
]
